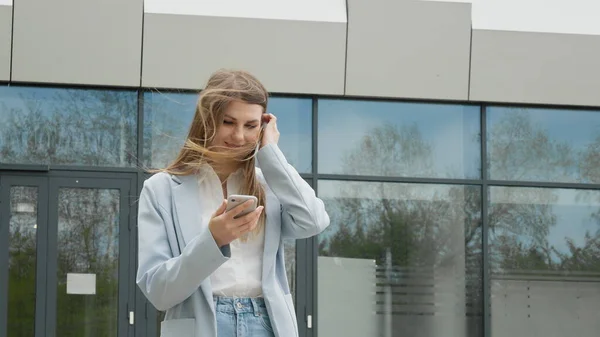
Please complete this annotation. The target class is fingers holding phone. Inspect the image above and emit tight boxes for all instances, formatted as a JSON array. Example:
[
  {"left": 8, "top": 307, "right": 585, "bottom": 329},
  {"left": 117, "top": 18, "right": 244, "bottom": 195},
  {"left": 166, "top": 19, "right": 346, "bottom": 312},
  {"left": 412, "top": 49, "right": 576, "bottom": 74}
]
[{"left": 209, "top": 196, "right": 263, "bottom": 247}]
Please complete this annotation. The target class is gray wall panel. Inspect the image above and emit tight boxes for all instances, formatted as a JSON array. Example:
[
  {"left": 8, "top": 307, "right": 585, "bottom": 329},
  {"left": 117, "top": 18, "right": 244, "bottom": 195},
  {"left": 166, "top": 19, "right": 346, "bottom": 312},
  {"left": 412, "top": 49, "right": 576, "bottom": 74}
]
[
  {"left": 0, "top": 5, "right": 11, "bottom": 81},
  {"left": 142, "top": 14, "right": 346, "bottom": 95},
  {"left": 345, "top": 0, "right": 471, "bottom": 100},
  {"left": 470, "top": 29, "right": 600, "bottom": 106},
  {"left": 12, "top": 0, "right": 142, "bottom": 86}
]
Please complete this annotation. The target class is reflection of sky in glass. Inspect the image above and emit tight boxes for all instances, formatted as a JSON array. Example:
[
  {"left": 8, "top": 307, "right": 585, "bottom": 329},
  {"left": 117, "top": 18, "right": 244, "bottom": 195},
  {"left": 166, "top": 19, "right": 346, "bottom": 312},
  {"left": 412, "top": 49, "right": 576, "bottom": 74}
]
[
  {"left": 0, "top": 85, "right": 137, "bottom": 166},
  {"left": 143, "top": 91, "right": 312, "bottom": 172},
  {"left": 318, "top": 99, "right": 480, "bottom": 178},
  {"left": 143, "top": 91, "right": 197, "bottom": 169},
  {"left": 487, "top": 106, "right": 600, "bottom": 183},
  {"left": 490, "top": 186, "right": 600, "bottom": 265}
]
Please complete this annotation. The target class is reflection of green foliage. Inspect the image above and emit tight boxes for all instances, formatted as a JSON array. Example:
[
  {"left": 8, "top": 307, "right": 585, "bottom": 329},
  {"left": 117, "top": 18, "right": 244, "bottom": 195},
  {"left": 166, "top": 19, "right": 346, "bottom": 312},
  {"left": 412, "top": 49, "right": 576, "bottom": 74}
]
[
  {"left": 320, "top": 123, "right": 482, "bottom": 268},
  {"left": 319, "top": 191, "right": 481, "bottom": 268},
  {"left": 8, "top": 230, "right": 37, "bottom": 337},
  {"left": 56, "top": 269, "right": 118, "bottom": 337},
  {"left": 53, "top": 188, "right": 120, "bottom": 337},
  {"left": 321, "top": 111, "right": 600, "bottom": 299},
  {"left": 7, "top": 187, "right": 121, "bottom": 337}
]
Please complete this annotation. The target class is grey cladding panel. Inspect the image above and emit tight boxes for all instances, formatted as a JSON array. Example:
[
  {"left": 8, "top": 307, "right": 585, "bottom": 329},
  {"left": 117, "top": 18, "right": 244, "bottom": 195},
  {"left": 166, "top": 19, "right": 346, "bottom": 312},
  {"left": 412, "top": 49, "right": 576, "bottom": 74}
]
[
  {"left": 345, "top": 0, "right": 472, "bottom": 100},
  {"left": 0, "top": 5, "right": 11, "bottom": 81},
  {"left": 12, "top": 0, "right": 143, "bottom": 86},
  {"left": 470, "top": 29, "right": 600, "bottom": 106},
  {"left": 142, "top": 14, "right": 346, "bottom": 95}
]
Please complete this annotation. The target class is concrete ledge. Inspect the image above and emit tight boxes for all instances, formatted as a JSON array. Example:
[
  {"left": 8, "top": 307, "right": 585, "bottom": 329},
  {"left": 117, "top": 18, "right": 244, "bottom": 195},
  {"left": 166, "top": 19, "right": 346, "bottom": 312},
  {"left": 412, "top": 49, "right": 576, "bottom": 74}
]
[
  {"left": 345, "top": 0, "right": 472, "bottom": 100},
  {"left": 0, "top": 4, "right": 11, "bottom": 81},
  {"left": 142, "top": 13, "right": 347, "bottom": 95},
  {"left": 470, "top": 29, "right": 600, "bottom": 106}
]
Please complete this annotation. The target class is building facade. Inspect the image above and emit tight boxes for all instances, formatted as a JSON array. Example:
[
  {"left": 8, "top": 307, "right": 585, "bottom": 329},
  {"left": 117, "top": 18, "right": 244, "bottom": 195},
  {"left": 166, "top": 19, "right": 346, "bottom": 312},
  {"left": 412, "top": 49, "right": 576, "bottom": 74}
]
[{"left": 1, "top": 1, "right": 600, "bottom": 337}]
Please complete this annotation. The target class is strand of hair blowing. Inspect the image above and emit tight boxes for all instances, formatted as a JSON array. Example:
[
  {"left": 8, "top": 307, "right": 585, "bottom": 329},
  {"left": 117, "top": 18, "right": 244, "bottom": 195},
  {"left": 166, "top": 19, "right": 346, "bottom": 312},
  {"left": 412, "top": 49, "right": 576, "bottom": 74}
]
[{"left": 156, "top": 82, "right": 268, "bottom": 241}]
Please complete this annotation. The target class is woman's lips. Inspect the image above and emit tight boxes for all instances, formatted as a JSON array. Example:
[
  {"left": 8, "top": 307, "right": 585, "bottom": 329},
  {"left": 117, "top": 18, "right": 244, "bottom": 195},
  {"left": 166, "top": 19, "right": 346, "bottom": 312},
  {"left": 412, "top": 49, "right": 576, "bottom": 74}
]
[{"left": 225, "top": 142, "right": 243, "bottom": 148}]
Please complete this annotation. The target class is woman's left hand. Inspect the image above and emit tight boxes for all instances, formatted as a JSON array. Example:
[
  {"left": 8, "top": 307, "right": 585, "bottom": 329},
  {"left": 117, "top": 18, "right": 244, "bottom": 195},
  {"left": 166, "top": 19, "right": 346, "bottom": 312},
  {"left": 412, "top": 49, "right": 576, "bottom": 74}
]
[{"left": 261, "top": 113, "right": 280, "bottom": 148}]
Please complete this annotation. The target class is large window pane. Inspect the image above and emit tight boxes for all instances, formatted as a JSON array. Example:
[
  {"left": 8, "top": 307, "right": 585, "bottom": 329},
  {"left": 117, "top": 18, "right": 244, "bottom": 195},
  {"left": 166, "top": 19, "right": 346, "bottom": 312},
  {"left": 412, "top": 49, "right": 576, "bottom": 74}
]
[
  {"left": 487, "top": 107, "right": 600, "bottom": 183},
  {"left": 489, "top": 186, "right": 600, "bottom": 337},
  {"left": 143, "top": 91, "right": 312, "bottom": 172},
  {"left": 143, "top": 92, "right": 197, "bottom": 170},
  {"left": 318, "top": 180, "right": 483, "bottom": 337},
  {"left": 0, "top": 86, "right": 137, "bottom": 167},
  {"left": 318, "top": 100, "right": 480, "bottom": 178}
]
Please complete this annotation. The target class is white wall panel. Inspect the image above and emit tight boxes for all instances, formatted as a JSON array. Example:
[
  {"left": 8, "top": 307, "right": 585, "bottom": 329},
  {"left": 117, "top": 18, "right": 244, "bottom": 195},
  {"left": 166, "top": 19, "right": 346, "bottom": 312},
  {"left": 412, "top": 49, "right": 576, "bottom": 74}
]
[
  {"left": 12, "top": 0, "right": 143, "bottom": 86},
  {"left": 345, "top": 0, "right": 472, "bottom": 100},
  {"left": 470, "top": 29, "right": 600, "bottom": 106}
]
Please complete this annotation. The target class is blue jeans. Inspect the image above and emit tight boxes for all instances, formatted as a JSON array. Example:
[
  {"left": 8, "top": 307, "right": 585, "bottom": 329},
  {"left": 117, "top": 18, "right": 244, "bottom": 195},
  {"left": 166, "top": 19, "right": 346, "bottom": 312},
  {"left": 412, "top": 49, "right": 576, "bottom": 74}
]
[{"left": 214, "top": 297, "right": 275, "bottom": 337}]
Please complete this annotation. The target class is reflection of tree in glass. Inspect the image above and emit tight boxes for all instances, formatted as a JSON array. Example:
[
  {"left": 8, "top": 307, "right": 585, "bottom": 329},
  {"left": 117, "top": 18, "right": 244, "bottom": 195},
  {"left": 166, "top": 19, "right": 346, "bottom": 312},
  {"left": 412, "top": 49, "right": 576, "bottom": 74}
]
[
  {"left": 489, "top": 109, "right": 600, "bottom": 185},
  {"left": 343, "top": 124, "right": 435, "bottom": 177},
  {"left": 580, "top": 134, "right": 600, "bottom": 184},
  {"left": 488, "top": 111, "right": 600, "bottom": 274},
  {"left": 283, "top": 240, "right": 296, "bottom": 302},
  {"left": 319, "top": 124, "right": 480, "bottom": 266},
  {"left": 318, "top": 124, "right": 484, "bottom": 332},
  {"left": 318, "top": 113, "right": 600, "bottom": 328},
  {"left": 0, "top": 88, "right": 137, "bottom": 166},
  {"left": 143, "top": 91, "right": 196, "bottom": 169},
  {"left": 489, "top": 110, "right": 574, "bottom": 182},
  {"left": 56, "top": 188, "right": 120, "bottom": 337},
  {"left": 8, "top": 187, "right": 38, "bottom": 336}
]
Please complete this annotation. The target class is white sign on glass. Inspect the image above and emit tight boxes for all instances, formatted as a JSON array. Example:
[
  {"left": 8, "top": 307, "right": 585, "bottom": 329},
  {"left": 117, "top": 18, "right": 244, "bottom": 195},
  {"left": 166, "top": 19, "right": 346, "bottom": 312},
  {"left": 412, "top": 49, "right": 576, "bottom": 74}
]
[{"left": 66, "top": 273, "right": 97, "bottom": 295}]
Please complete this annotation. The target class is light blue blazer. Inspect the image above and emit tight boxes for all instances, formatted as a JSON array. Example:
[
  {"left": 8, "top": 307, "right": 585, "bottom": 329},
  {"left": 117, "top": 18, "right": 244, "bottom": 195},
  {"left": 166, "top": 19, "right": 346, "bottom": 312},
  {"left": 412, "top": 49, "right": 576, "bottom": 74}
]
[{"left": 136, "top": 144, "right": 330, "bottom": 337}]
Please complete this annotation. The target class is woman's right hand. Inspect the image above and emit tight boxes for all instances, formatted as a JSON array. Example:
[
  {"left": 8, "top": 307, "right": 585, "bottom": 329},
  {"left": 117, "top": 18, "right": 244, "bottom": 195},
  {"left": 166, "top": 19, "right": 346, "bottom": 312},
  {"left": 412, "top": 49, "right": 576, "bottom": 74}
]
[{"left": 208, "top": 199, "right": 264, "bottom": 247}]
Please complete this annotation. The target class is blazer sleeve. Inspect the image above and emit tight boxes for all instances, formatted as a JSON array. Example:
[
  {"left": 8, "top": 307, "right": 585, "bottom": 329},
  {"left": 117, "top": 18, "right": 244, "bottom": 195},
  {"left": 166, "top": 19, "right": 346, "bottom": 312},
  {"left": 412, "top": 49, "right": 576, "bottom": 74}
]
[
  {"left": 135, "top": 181, "right": 230, "bottom": 311},
  {"left": 257, "top": 143, "right": 330, "bottom": 239}
]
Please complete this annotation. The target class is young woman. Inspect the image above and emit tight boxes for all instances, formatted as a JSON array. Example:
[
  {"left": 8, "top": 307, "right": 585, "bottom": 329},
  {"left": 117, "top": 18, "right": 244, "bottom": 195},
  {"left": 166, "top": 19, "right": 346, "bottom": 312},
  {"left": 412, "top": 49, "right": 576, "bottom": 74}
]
[{"left": 136, "top": 69, "right": 330, "bottom": 337}]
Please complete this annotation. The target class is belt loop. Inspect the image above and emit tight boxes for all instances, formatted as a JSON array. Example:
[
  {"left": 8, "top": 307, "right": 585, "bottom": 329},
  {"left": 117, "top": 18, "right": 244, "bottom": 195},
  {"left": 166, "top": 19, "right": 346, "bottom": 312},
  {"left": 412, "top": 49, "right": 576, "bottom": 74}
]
[{"left": 250, "top": 298, "right": 260, "bottom": 317}]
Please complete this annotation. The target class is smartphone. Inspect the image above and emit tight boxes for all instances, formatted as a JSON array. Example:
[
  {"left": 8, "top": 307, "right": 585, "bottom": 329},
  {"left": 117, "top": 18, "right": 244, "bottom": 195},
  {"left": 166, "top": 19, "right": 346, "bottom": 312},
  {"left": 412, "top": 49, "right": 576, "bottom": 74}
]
[{"left": 226, "top": 194, "right": 258, "bottom": 219}]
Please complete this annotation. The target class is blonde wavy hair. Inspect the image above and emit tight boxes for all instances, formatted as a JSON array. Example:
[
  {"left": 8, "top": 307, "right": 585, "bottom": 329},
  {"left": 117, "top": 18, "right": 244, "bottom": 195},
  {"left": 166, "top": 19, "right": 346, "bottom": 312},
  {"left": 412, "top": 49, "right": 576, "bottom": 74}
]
[{"left": 159, "top": 69, "right": 268, "bottom": 239}]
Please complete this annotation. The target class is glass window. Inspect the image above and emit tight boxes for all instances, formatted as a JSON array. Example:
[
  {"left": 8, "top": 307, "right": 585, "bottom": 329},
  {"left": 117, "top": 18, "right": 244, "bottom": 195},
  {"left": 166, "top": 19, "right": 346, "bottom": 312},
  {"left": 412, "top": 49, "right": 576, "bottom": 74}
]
[
  {"left": 489, "top": 186, "right": 600, "bottom": 337},
  {"left": 487, "top": 106, "right": 600, "bottom": 184},
  {"left": 0, "top": 86, "right": 137, "bottom": 167},
  {"left": 318, "top": 99, "right": 481, "bottom": 179},
  {"left": 318, "top": 180, "right": 483, "bottom": 337},
  {"left": 143, "top": 91, "right": 312, "bottom": 173},
  {"left": 143, "top": 91, "right": 197, "bottom": 169}
]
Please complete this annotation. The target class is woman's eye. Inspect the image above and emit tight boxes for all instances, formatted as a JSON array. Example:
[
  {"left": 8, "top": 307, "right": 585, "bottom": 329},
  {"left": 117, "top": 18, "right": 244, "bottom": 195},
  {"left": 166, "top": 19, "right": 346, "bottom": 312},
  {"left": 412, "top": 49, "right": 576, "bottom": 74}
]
[
  {"left": 223, "top": 121, "right": 234, "bottom": 125},
  {"left": 246, "top": 125, "right": 258, "bottom": 129}
]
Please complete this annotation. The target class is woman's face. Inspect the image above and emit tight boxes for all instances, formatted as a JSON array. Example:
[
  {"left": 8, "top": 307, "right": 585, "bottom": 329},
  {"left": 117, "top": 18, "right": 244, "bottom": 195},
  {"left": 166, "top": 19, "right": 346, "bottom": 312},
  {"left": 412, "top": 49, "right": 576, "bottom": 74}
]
[{"left": 212, "top": 100, "right": 263, "bottom": 149}]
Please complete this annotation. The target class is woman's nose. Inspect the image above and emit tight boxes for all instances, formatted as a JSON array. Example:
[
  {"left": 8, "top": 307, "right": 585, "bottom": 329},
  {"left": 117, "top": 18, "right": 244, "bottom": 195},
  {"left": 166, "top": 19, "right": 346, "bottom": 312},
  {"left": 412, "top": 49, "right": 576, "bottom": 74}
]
[{"left": 232, "top": 127, "right": 244, "bottom": 142}]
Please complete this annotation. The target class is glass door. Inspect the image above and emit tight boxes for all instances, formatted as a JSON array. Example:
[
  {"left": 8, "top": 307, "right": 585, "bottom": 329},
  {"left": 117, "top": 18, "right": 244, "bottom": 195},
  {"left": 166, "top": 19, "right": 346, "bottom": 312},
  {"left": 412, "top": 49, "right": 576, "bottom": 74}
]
[
  {"left": 0, "top": 175, "right": 48, "bottom": 337},
  {"left": 46, "top": 176, "right": 133, "bottom": 337},
  {"left": 0, "top": 173, "right": 135, "bottom": 337}
]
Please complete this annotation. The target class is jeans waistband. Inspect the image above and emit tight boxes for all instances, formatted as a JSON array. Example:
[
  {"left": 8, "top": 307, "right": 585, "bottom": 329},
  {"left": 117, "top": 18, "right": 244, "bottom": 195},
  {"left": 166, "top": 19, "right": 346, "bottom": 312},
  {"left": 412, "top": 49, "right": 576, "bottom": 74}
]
[{"left": 213, "top": 296, "right": 267, "bottom": 314}]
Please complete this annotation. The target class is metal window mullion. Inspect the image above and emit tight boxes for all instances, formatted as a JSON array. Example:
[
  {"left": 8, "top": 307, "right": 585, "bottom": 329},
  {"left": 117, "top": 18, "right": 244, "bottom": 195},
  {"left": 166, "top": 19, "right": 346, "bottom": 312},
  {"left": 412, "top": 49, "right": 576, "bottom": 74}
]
[
  {"left": 310, "top": 97, "right": 319, "bottom": 337},
  {"left": 482, "top": 105, "right": 491, "bottom": 337}
]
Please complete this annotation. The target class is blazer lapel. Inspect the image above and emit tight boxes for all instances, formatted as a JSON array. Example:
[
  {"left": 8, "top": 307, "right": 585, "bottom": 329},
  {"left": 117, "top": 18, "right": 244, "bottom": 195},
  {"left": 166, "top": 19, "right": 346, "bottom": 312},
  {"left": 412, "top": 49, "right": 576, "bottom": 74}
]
[
  {"left": 171, "top": 174, "right": 205, "bottom": 246},
  {"left": 171, "top": 173, "right": 220, "bottom": 311}
]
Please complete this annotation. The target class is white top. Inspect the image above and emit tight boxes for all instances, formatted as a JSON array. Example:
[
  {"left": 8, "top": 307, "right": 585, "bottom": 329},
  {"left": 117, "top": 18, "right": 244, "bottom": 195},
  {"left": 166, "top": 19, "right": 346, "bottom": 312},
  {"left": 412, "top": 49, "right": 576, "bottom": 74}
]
[{"left": 197, "top": 166, "right": 264, "bottom": 298}]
